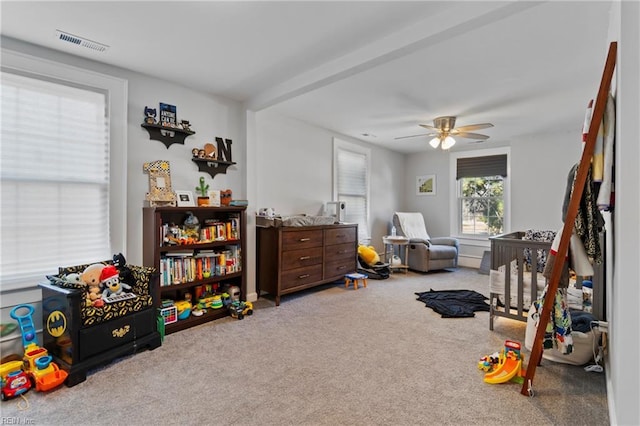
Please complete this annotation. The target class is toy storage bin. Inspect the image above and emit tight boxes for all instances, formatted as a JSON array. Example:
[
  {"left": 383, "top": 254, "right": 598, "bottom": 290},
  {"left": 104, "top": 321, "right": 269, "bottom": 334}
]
[{"left": 39, "top": 260, "right": 162, "bottom": 387}]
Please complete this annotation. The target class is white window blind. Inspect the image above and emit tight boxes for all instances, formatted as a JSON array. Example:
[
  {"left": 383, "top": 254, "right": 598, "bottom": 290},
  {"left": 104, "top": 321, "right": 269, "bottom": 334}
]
[
  {"left": 336, "top": 146, "right": 369, "bottom": 243},
  {"left": 1, "top": 71, "right": 111, "bottom": 291}
]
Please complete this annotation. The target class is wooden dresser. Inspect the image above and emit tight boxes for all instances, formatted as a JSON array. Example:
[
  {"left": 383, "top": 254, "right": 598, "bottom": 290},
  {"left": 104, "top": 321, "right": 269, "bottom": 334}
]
[{"left": 257, "top": 223, "right": 358, "bottom": 305}]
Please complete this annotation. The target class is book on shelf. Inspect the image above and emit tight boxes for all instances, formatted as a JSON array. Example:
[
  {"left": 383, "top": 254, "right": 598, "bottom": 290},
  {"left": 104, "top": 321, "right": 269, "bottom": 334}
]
[{"left": 159, "top": 249, "right": 241, "bottom": 286}]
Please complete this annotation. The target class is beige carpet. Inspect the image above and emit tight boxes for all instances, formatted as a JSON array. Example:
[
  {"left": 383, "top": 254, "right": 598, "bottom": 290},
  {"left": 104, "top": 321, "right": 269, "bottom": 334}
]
[{"left": 1, "top": 268, "right": 608, "bottom": 425}]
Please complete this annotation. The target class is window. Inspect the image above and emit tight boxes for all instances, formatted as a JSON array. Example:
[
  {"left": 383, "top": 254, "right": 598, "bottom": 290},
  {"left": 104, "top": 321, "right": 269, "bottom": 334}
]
[
  {"left": 1, "top": 50, "right": 126, "bottom": 292},
  {"left": 333, "top": 138, "right": 370, "bottom": 243},
  {"left": 450, "top": 149, "right": 510, "bottom": 238}
]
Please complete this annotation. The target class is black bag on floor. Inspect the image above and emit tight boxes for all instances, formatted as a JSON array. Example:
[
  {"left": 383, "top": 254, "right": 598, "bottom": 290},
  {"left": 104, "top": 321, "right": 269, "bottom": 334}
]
[{"left": 357, "top": 256, "right": 390, "bottom": 280}]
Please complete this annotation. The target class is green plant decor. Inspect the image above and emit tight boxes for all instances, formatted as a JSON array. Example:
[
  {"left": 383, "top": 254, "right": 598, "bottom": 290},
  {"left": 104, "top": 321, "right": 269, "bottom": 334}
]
[{"left": 196, "top": 177, "right": 210, "bottom": 198}]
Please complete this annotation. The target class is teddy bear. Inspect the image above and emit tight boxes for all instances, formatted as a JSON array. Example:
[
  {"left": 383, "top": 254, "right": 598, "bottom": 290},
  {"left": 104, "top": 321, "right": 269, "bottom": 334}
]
[{"left": 81, "top": 263, "right": 105, "bottom": 307}]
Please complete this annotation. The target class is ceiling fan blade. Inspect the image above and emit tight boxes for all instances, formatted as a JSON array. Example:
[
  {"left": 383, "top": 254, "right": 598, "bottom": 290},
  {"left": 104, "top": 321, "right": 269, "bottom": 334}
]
[
  {"left": 454, "top": 123, "right": 494, "bottom": 132},
  {"left": 394, "top": 133, "right": 434, "bottom": 140},
  {"left": 454, "top": 132, "right": 490, "bottom": 140},
  {"left": 419, "top": 124, "right": 439, "bottom": 131}
]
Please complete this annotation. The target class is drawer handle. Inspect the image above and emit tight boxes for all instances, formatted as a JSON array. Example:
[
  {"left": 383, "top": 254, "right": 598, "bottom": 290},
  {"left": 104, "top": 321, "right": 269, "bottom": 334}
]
[
  {"left": 337, "top": 265, "right": 347, "bottom": 270},
  {"left": 299, "top": 256, "right": 311, "bottom": 260},
  {"left": 337, "top": 250, "right": 348, "bottom": 254},
  {"left": 335, "top": 234, "right": 345, "bottom": 238},
  {"left": 299, "top": 238, "right": 311, "bottom": 242},
  {"left": 298, "top": 274, "right": 310, "bottom": 279}
]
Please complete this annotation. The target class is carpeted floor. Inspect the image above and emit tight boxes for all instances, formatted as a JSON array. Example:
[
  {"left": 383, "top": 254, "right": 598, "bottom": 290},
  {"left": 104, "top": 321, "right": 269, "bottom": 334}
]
[{"left": 0, "top": 268, "right": 608, "bottom": 425}]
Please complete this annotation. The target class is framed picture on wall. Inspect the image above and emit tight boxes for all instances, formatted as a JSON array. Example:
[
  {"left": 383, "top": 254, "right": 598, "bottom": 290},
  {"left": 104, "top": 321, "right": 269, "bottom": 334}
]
[
  {"left": 416, "top": 175, "right": 436, "bottom": 196},
  {"left": 175, "top": 190, "right": 195, "bottom": 207}
]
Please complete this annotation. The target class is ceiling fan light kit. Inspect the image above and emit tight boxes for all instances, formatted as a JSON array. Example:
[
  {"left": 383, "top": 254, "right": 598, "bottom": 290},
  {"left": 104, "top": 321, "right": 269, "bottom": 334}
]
[
  {"left": 396, "top": 115, "right": 493, "bottom": 150},
  {"left": 441, "top": 135, "right": 456, "bottom": 150}
]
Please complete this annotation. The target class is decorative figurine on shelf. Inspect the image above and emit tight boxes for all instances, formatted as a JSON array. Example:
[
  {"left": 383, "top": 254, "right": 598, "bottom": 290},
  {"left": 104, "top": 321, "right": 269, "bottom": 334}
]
[
  {"left": 204, "top": 143, "right": 217, "bottom": 160},
  {"left": 179, "top": 120, "right": 192, "bottom": 132},
  {"left": 143, "top": 160, "right": 177, "bottom": 207},
  {"left": 195, "top": 177, "right": 210, "bottom": 206},
  {"left": 221, "top": 189, "right": 232, "bottom": 206},
  {"left": 144, "top": 106, "right": 157, "bottom": 125},
  {"left": 183, "top": 211, "right": 200, "bottom": 240}
]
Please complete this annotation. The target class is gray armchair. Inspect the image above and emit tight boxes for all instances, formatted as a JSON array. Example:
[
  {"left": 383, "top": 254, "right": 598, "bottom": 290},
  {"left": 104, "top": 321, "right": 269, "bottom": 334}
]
[{"left": 392, "top": 212, "right": 459, "bottom": 272}]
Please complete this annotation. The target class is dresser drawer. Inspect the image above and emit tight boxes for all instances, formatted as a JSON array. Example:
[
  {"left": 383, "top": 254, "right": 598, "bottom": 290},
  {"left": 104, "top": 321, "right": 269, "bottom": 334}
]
[
  {"left": 282, "top": 229, "right": 323, "bottom": 251},
  {"left": 324, "top": 259, "right": 355, "bottom": 279},
  {"left": 324, "top": 242, "right": 355, "bottom": 263},
  {"left": 282, "top": 247, "right": 323, "bottom": 270},
  {"left": 325, "top": 227, "right": 356, "bottom": 245},
  {"left": 281, "top": 265, "right": 323, "bottom": 290}
]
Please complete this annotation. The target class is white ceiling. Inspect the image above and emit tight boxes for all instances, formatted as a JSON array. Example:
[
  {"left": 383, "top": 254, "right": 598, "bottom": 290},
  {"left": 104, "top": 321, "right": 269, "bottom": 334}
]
[{"left": 0, "top": 1, "right": 614, "bottom": 153}]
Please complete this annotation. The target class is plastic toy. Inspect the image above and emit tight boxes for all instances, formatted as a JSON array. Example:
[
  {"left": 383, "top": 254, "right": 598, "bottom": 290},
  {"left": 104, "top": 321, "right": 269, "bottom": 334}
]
[
  {"left": 477, "top": 352, "right": 500, "bottom": 372},
  {"left": 228, "top": 300, "right": 253, "bottom": 320},
  {"left": 483, "top": 340, "right": 525, "bottom": 384},
  {"left": 9, "top": 304, "right": 68, "bottom": 392},
  {"left": 0, "top": 360, "right": 31, "bottom": 401},
  {"left": 174, "top": 300, "right": 192, "bottom": 320}
]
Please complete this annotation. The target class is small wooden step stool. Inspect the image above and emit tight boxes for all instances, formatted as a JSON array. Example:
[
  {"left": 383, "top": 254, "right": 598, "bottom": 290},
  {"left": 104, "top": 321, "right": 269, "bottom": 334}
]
[{"left": 344, "top": 273, "right": 368, "bottom": 290}]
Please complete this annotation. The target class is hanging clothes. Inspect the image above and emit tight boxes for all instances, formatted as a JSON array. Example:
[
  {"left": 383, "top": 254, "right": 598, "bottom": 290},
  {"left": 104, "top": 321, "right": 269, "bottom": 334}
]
[
  {"left": 562, "top": 163, "right": 604, "bottom": 265},
  {"left": 596, "top": 93, "right": 616, "bottom": 210},
  {"left": 533, "top": 286, "right": 574, "bottom": 355}
]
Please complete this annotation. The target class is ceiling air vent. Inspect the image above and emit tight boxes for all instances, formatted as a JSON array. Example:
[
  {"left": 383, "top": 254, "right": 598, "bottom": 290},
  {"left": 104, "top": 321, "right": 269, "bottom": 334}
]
[{"left": 55, "top": 30, "right": 109, "bottom": 52}]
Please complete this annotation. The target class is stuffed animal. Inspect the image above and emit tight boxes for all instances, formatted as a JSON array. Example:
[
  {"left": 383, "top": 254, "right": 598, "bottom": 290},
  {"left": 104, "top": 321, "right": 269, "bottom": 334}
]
[
  {"left": 358, "top": 245, "right": 380, "bottom": 266},
  {"left": 112, "top": 253, "right": 133, "bottom": 285},
  {"left": 81, "top": 263, "right": 106, "bottom": 307},
  {"left": 81, "top": 263, "right": 105, "bottom": 287},
  {"left": 100, "top": 265, "right": 132, "bottom": 300},
  {"left": 220, "top": 189, "right": 232, "bottom": 206}
]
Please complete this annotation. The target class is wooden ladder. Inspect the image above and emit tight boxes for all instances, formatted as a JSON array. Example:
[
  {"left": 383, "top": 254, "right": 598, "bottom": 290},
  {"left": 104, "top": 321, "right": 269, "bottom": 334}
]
[{"left": 521, "top": 41, "right": 617, "bottom": 397}]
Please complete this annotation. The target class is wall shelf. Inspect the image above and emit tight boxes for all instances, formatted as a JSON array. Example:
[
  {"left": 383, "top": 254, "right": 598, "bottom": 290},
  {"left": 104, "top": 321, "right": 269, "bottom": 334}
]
[
  {"left": 192, "top": 157, "right": 237, "bottom": 179},
  {"left": 141, "top": 123, "right": 195, "bottom": 148}
]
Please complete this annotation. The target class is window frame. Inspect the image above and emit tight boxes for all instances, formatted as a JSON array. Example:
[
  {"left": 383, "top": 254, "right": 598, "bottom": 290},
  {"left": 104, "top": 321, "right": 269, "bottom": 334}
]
[
  {"left": 332, "top": 138, "right": 371, "bottom": 243},
  {"left": 1, "top": 48, "right": 128, "bottom": 292},
  {"left": 449, "top": 147, "right": 510, "bottom": 244}
]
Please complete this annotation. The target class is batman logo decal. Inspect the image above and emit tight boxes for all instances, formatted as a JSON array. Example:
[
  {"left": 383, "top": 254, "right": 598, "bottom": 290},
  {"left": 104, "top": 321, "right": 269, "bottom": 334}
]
[{"left": 47, "top": 310, "right": 67, "bottom": 337}]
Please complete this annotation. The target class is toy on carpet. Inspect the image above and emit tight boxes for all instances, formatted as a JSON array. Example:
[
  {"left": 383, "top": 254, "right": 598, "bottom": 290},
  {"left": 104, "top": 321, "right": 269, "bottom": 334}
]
[
  {"left": 480, "top": 340, "right": 526, "bottom": 384},
  {"left": 4, "top": 304, "right": 68, "bottom": 395},
  {"left": 228, "top": 300, "right": 253, "bottom": 320}
]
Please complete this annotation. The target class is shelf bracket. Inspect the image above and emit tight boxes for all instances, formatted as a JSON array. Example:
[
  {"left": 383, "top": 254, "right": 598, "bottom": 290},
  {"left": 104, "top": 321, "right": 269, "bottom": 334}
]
[
  {"left": 141, "top": 123, "right": 195, "bottom": 148},
  {"left": 192, "top": 158, "right": 236, "bottom": 179}
]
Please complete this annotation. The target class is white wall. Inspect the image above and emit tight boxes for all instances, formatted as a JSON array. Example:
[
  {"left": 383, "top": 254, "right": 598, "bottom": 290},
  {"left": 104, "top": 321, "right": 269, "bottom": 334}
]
[
  {"left": 254, "top": 109, "right": 405, "bottom": 253},
  {"left": 609, "top": 2, "right": 640, "bottom": 424}
]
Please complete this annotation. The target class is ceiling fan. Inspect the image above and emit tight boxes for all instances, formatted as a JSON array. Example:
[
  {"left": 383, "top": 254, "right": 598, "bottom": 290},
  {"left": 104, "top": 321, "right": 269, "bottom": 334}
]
[{"left": 395, "top": 116, "right": 494, "bottom": 149}]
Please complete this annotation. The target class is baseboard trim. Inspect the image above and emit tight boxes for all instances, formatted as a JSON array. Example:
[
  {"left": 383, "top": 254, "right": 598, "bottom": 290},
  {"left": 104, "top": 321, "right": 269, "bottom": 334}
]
[{"left": 458, "top": 255, "right": 481, "bottom": 269}]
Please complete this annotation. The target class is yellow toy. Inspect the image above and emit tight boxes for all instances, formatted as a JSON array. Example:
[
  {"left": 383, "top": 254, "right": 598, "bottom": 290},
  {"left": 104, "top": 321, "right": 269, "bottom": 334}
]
[
  {"left": 174, "top": 300, "right": 192, "bottom": 320},
  {"left": 358, "top": 245, "right": 380, "bottom": 265}
]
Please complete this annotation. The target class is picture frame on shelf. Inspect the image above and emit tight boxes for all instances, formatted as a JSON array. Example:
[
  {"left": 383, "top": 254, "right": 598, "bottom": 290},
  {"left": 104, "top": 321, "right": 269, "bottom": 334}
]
[
  {"left": 416, "top": 174, "right": 436, "bottom": 196},
  {"left": 209, "top": 190, "right": 221, "bottom": 207},
  {"left": 175, "top": 190, "right": 195, "bottom": 207}
]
